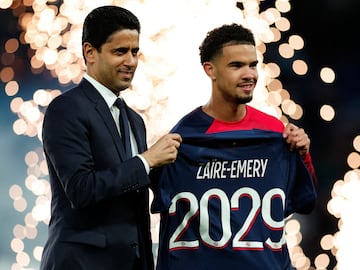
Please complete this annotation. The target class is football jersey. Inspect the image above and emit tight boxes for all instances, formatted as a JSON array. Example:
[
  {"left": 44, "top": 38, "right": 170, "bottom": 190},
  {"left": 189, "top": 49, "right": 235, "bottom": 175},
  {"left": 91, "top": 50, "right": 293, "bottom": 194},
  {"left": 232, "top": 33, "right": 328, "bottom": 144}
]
[{"left": 150, "top": 106, "right": 317, "bottom": 270}]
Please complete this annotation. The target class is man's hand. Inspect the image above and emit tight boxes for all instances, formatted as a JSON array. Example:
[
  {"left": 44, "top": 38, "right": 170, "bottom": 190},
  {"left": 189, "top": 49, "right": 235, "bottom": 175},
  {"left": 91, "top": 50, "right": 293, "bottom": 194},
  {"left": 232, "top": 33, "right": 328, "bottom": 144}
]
[
  {"left": 141, "top": 133, "right": 182, "bottom": 168},
  {"left": 283, "top": 123, "right": 310, "bottom": 157}
]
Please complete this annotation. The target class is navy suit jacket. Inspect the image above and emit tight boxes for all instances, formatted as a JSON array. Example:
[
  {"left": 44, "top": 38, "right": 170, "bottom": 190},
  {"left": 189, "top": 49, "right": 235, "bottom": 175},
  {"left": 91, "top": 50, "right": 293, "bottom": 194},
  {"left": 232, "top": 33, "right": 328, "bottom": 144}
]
[{"left": 40, "top": 79, "right": 154, "bottom": 270}]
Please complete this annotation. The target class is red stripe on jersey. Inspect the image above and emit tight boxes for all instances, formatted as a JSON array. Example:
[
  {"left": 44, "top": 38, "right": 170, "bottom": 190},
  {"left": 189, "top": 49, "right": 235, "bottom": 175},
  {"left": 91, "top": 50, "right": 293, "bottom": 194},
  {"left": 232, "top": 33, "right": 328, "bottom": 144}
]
[{"left": 206, "top": 105, "right": 285, "bottom": 134}]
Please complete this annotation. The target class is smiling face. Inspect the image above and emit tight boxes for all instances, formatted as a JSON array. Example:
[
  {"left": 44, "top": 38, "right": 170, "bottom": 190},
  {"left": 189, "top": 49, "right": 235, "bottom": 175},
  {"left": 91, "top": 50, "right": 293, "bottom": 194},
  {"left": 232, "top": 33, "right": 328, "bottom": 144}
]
[
  {"left": 204, "top": 43, "right": 258, "bottom": 105},
  {"left": 83, "top": 29, "right": 140, "bottom": 95}
]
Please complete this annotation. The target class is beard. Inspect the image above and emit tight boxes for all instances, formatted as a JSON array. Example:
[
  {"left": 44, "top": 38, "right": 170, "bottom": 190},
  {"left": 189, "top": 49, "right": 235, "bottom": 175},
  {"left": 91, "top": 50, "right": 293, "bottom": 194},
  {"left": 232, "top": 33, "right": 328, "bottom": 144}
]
[{"left": 236, "top": 95, "right": 253, "bottom": 104}]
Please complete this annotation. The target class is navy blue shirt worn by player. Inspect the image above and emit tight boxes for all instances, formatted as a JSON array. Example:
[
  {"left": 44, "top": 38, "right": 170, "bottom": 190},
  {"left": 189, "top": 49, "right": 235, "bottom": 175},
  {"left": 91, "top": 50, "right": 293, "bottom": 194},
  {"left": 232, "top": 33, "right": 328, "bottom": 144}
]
[{"left": 150, "top": 106, "right": 317, "bottom": 270}]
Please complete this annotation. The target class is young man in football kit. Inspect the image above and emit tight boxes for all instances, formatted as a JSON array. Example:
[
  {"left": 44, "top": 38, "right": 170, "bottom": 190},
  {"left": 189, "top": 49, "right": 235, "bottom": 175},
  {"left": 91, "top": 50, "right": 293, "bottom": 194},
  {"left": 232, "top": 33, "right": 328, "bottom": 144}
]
[{"left": 151, "top": 23, "right": 317, "bottom": 270}]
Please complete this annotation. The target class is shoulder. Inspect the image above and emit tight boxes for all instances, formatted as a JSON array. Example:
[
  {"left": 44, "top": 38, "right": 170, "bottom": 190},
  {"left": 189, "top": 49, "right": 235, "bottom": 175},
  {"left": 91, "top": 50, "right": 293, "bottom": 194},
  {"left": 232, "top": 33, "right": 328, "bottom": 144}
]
[
  {"left": 246, "top": 105, "right": 284, "bottom": 132},
  {"left": 171, "top": 107, "right": 213, "bottom": 134},
  {"left": 47, "top": 79, "right": 100, "bottom": 110},
  {"left": 44, "top": 83, "right": 96, "bottom": 126},
  {"left": 46, "top": 91, "right": 79, "bottom": 120},
  {"left": 246, "top": 105, "right": 277, "bottom": 118}
]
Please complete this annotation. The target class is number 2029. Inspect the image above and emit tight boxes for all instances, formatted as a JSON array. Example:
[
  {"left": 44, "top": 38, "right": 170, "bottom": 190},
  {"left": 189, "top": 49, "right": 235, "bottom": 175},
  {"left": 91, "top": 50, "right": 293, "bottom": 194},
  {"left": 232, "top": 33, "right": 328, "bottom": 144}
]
[{"left": 168, "top": 187, "right": 286, "bottom": 251}]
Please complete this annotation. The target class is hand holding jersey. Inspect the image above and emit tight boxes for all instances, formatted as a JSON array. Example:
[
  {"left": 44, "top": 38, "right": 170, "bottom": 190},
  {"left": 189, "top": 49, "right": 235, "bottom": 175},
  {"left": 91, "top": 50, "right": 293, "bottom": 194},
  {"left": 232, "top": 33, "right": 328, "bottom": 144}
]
[
  {"left": 141, "top": 133, "right": 182, "bottom": 168},
  {"left": 283, "top": 123, "right": 311, "bottom": 157}
]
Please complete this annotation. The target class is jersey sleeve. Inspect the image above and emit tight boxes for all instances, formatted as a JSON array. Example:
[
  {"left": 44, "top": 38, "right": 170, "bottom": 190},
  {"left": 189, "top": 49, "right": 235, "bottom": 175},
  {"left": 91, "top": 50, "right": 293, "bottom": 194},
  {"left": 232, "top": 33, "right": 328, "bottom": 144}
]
[
  {"left": 285, "top": 152, "right": 317, "bottom": 216},
  {"left": 150, "top": 166, "right": 173, "bottom": 213}
]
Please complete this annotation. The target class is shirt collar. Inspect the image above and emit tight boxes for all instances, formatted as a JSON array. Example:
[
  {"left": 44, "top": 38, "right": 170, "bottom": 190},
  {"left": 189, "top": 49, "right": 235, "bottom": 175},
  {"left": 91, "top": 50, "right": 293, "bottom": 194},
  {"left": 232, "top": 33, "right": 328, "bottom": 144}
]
[{"left": 83, "top": 73, "right": 118, "bottom": 108}]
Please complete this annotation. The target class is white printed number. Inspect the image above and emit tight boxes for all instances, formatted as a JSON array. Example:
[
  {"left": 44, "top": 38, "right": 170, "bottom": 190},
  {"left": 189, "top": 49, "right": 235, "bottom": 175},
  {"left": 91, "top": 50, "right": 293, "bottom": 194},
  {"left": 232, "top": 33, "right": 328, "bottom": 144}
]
[{"left": 168, "top": 188, "right": 286, "bottom": 251}]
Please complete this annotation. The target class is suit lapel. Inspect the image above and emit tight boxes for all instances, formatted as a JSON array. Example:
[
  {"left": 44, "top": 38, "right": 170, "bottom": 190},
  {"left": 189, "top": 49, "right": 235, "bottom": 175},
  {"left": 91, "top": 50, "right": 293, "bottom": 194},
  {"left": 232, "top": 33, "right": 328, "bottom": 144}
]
[{"left": 79, "top": 79, "right": 129, "bottom": 160}]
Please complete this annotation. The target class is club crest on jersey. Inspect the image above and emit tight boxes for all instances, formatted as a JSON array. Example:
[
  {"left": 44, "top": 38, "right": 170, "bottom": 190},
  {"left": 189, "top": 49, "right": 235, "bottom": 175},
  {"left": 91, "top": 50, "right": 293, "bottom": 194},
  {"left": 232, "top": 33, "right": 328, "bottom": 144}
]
[{"left": 196, "top": 158, "right": 269, "bottom": 180}]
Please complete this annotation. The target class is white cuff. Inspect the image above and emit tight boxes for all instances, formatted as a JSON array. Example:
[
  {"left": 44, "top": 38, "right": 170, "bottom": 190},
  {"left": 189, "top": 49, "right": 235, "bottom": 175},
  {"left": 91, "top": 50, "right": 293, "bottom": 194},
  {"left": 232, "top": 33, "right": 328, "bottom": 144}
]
[{"left": 137, "top": 154, "right": 150, "bottom": 174}]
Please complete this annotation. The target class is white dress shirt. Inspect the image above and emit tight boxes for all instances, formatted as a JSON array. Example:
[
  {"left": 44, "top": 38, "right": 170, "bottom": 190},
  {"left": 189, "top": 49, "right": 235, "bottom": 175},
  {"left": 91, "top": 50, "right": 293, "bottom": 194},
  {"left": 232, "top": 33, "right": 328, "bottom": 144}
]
[{"left": 83, "top": 73, "right": 150, "bottom": 173}]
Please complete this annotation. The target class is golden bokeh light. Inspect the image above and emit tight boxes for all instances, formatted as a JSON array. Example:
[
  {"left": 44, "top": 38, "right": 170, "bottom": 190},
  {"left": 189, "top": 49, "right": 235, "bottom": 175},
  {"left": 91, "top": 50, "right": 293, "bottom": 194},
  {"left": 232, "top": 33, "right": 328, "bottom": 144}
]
[
  {"left": 33, "top": 246, "right": 43, "bottom": 262},
  {"left": 24, "top": 213, "right": 38, "bottom": 227},
  {"left": 288, "top": 35, "right": 304, "bottom": 50},
  {"left": 5, "top": 38, "right": 19, "bottom": 53},
  {"left": 10, "top": 238, "right": 24, "bottom": 253},
  {"left": 347, "top": 152, "right": 360, "bottom": 169},
  {"left": 292, "top": 59, "right": 308, "bottom": 76},
  {"left": 0, "top": 0, "right": 12, "bottom": 9},
  {"left": 314, "top": 253, "right": 330, "bottom": 269},
  {"left": 275, "top": 17, "right": 290, "bottom": 32},
  {"left": 1, "top": 66, "right": 15, "bottom": 82},
  {"left": 5, "top": 80, "right": 19, "bottom": 96},
  {"left": 279, "top": 43, "right": 294, "bottom": 59},
  {"left": 13, "top": 197, "right": 27, "bottom": 212},
  {"left": 13, "top": 224, "right": 26, "bottom": 239},
  {"left": 9, "top": 184, "right": 23, "bottom": 200},
  {"left": 15, "top": 251, "right": 30, "bottom": 267},
  {"left": 291, "top": 105, "right": 303, "bottom": 120},
  {"left": 320, "top": 104, "right": 335, "bottom": 121},
  {"left": 275, "top": 0, "right": 291, "bottom": 13},
  {"left": 267, "top": 78, "right": 283, "bottom": 91},
  {"left": 320, "top": 67, "right": 336, "bottom": 84},
  {"left": 320, "top": 234, "right": 335, "bottom": 251},
  {"left": 353, "top": 136, "right": 360, "bottom": 152}
]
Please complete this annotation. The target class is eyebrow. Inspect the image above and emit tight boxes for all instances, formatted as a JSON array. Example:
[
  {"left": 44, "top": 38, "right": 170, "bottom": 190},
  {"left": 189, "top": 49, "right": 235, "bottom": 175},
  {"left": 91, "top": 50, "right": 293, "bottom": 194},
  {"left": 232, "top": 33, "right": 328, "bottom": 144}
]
[
  {"left": 229, "top": 60, "right": 258, "bottom": 66},
  {"left": 114, "top": 47, "right": 140, "bottom": 53}
]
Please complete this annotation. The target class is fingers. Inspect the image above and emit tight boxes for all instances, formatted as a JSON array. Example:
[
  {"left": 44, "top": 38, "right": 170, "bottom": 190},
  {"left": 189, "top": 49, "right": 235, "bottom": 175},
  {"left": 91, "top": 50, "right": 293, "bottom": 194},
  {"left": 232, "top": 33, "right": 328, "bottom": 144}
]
[
  {"left": 160, "top": 133, "right": 181, "bottom": 158},
  {"left": 167, "top": 133, "right": 182, "bottom": 149},
  {"left": 283, "top": 123, "right": 310, "bottom": 155},
  {"left": 164, "top": 133, "right": 182, "bottom": 162},
  {"left": 142, "top": 133, "right": 182, "bottom": 168},
  {"left": 169, "top": 133, "right": 182, "bottom": 143},
  {"left": 282, "top": 123, "right": 296, "bottom": 138}
]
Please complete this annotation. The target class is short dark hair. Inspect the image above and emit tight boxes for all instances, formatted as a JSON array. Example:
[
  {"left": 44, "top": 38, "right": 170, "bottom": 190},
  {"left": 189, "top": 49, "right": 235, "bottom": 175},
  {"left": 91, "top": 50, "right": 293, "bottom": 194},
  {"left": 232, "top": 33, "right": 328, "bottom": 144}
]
[
  {"left": 82, "top": 5, "right": 141, "bottom": 51},
  {"left": 199, "top": 23, "right": 255, "bottom": 64}
]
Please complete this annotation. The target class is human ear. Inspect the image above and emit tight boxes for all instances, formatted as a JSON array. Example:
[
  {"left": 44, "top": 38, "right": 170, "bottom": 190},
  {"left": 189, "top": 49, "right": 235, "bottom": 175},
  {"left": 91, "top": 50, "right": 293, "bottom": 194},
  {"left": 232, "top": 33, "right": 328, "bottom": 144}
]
[
  {"left": 203, "top": 62, "right": 216, "bottom": 80},
  {"left": 83, "top": 42, "right": 96, "bottom": 64}
]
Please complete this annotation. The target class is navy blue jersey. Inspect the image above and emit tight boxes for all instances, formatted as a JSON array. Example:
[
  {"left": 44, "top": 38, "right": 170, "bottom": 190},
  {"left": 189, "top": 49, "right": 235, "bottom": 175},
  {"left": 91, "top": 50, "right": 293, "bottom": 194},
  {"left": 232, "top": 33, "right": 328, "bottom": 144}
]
[{"left": 151, "top": 110, "right": 316, "bottom": 270}]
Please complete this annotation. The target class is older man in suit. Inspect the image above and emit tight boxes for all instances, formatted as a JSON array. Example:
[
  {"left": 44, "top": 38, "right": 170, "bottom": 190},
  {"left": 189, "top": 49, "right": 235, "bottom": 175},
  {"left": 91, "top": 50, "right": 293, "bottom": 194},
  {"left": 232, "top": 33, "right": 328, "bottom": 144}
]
[{"left": 40, "top": 6, "right": 182, "bottom": 270}]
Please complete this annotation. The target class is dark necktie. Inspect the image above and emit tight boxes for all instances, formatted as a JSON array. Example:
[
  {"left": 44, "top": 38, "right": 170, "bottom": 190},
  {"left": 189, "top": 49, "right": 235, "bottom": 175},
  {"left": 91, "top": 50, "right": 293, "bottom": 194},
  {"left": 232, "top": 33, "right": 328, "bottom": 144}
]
[{"left": 115, "top": 98, "right": 132, "bottom": 159}]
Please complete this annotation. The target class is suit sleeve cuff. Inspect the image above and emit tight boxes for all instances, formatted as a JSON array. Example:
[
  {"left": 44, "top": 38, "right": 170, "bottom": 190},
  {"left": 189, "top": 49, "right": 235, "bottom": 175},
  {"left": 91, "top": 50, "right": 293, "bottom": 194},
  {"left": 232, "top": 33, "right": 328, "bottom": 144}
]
[{"left": 136, "top": 154, "right": 150, "bottom": 174}]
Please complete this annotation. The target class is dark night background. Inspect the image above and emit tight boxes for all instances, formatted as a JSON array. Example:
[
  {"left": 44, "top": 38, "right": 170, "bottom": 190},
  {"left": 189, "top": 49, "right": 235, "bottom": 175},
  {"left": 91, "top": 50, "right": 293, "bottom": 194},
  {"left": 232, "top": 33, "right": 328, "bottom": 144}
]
[
  {"left": 274, "top": 1, "right": 360, "bottom": 268},
  {"left": 1, "top": 1, "right": 359, "bottom": 269}
]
